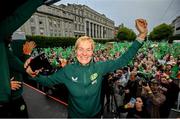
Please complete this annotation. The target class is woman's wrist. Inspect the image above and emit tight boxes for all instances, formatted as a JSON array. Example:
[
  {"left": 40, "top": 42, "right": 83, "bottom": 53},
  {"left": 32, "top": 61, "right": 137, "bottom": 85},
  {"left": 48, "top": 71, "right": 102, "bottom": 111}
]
[
  {"left": 148, "top": 90, "right": 152, "bottom": 94},
  {"left": 124, "top": 104, "right": 128, "bottom": 109},
  {"left": 137, "top": 33, "right": 146, "bottom": 40}
]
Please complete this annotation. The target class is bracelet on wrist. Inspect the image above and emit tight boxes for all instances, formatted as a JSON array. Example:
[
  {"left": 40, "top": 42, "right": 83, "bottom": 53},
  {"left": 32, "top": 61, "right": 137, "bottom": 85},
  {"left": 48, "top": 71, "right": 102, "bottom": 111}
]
[
  {"left": 148, "top": 91, "right": 152, "bottom": 94},
  {"left": 124, "top": 105, "right": 128, "bottom": 109},
  {"left": 138, "top": 34, "right": 146, "bottom": 39}
]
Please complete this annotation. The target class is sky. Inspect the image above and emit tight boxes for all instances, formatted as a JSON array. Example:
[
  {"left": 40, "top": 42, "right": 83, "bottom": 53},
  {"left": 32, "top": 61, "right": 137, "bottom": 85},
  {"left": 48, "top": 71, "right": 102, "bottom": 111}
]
[{"left": 55, "top": 0, "right": 180, "bottom": 33}]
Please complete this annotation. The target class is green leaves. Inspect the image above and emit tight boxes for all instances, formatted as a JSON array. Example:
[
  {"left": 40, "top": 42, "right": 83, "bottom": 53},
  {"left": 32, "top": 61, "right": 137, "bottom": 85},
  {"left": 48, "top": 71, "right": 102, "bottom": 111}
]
[
  {"left": 149, "top": 23, "right": 173, "bottom": 41},
  {"left": 116, "top": 27, "right": 136, "bottom": 42}
]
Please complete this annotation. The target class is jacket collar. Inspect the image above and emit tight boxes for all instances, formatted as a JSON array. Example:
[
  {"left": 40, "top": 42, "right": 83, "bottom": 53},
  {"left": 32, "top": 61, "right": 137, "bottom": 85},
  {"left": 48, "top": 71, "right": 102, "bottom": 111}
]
[{"left": 74, "top": 58, "right": 93, "bottom": 67}]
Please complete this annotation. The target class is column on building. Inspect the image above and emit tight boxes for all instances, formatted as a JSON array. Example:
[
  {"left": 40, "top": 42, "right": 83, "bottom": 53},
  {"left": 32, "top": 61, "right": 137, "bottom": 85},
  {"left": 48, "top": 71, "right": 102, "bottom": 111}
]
[
  {"left": 103, "top": 26, "right": 105, "bottom": 38},
  {"left": 97, "top": 24, "right": 99, "bottom": 38},
  {"left": 89, "top": 21, "right": 91, "bottom": 37},
  {"left": 62, "top": 20, "right": 65, "bottom": 37},
  {"left": 107, "top": 28, "right": 109, "bottom": 38},
  {"left": 34, "top": 15, "right": 40, "bottom": 35},
  {"left": 91, "top": 22, "right": 94, "bottom": 38},
  {"left": 85, "top": 20, "right": 87, "bottom": 36},
  {"left": 93, "top": 24, "right": 96, "bottom": 38},
  {"left": 45, "top": 15, "right": 50, "bottom": 36},
  {"left": 106, "top": 27, "right": 108, "bottom": 38},
  {"left": 105, "top": 27, "right": 107, "bottom": 38},
  {"left": 100, "top": 25, "right": 103, "bottom": 38},
  {"left": 95, "top": 24, "right": 98, "bottom": 38}
]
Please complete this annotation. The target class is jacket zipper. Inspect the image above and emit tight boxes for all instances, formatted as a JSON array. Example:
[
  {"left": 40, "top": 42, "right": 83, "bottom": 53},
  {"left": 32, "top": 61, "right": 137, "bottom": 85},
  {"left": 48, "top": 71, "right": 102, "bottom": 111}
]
[{"left": 83, "top": 70, "right": 88, "bottom": 96}]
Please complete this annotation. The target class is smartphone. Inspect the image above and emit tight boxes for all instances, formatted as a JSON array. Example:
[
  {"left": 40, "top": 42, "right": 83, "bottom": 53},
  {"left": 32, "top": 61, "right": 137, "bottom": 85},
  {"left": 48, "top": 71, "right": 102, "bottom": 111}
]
[
  {"left": 29, "top": 52, "right": 51, "bottom": 72},
  {"left": 130, "top": 97, "right": 136, "bottom": 105}
]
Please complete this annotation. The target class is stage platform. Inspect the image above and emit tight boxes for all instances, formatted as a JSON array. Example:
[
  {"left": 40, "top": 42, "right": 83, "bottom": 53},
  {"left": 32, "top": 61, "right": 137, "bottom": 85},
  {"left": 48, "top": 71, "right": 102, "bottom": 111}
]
[
  {"left": 23, "top": 83, "right": 68, "bottom": 118},
  {"left": 23, "top": 83, "right": 180, "bottom": 118}
]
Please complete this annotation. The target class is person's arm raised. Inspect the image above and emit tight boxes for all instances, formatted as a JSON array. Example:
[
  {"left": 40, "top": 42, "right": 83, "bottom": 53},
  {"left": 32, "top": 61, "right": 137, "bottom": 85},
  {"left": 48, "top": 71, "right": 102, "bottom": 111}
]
[{"left": 135, "top": 18, "right": 148, "bottom": 42}]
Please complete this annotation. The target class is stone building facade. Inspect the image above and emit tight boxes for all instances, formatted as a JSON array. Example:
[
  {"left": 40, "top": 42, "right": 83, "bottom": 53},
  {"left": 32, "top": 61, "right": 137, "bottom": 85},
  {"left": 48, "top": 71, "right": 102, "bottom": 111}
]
[{"left": 20, "top": 4, "right": 115, "bottom": 39}]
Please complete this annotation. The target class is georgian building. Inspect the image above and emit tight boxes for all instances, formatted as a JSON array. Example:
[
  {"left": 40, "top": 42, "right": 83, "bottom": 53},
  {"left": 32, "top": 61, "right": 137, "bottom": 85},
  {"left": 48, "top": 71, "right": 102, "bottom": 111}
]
[
  {"left": 83, "top": 5, "right": 114, "bottom": 39},
  {"left": 20, "top": 5, "right": 74, "bottom": 37},
  {"left": 19, "top": 3, "right": 115, "bottom": 39},
  {"left": 64, "top": 3, "right": 115, "bottom": 39},
  {"left": 171, "top": 16, "right": 180, "bottom": 35},
  {"left": 59, "top": 4, "right": 85, "bottom": 37}
]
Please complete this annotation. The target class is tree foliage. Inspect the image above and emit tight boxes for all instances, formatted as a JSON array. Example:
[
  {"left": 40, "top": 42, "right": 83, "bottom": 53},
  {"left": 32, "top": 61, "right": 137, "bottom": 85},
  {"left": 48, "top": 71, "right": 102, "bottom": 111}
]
[
  {"left": 149, "top": 23, "right": 173, "bottom": 41},
  {"left": 116, "top": 27, "right": 136, "bottom": 42}
]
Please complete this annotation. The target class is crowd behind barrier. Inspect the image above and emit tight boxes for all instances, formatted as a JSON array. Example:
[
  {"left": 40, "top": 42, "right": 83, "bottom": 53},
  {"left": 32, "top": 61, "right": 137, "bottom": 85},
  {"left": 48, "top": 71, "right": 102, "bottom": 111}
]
[{"left": 26, "top": 40, "right": 180, "bottom": 118}]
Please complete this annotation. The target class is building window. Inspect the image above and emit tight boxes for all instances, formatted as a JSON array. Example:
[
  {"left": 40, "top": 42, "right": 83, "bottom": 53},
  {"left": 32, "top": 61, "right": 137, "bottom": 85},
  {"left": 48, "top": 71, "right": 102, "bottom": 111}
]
[
  {"left": 30, "top": 17, "right": 34, "bottom": 23},
  {"left": 40, "top": 28, "right": 44, "bottom": 35},
  {"left": 82, "top": 25, "right": 84, "bottom": 31},
  {"left": 31, "top": 26, "right": 36, "bottom": 35},
  {"left": 176, "top": 27, "right": 180, "bottom": 30},
  {"left": 39, "top": 21, "right": 43, "bottom": 25},
  {"left": 79, "top": 24, "right": 81, "bottom": 31},
  {"left": 75, "top": 24, "right": 77, "bottom": 30},
  {"left": 58, "top": 23, "right": 60, "bottom": 28},
  {"left": 49, "top": 21, "right": 52, "bottom": 27}
]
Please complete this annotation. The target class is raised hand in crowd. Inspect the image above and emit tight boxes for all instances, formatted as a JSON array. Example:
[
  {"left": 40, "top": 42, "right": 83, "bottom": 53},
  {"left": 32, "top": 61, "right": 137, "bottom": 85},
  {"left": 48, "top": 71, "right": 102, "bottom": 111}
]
[
  {"left": 135, "top": 18, "right": 148, "bottom": 40},
  {"left": 23, "top": 41, "right": 42, "bottom": 77},
  {"left": 23, "top": 41, "right": 36, "bottom": 55},
  {"left": 142, "top": 83, "right": 152, "bottom": 94}
]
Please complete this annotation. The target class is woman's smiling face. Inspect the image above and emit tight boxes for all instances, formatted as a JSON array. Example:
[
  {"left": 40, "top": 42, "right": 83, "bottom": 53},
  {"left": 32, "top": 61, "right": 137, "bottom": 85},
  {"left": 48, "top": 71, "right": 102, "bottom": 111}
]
[{"left": 76, "top": 40, "right": 93, "bottom": 65}]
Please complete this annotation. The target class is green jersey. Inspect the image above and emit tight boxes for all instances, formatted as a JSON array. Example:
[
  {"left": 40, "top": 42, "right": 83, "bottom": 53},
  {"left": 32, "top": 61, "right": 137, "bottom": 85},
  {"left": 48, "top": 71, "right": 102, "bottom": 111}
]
[{"left": 32, "top": 39, "right": 142, "bottom": 117}]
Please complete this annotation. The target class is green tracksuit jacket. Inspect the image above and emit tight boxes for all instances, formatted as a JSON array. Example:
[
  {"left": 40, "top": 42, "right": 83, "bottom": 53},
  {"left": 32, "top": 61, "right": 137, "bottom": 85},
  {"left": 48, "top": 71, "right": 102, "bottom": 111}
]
[
  {"left": 32, "top": 39, "right": 143, "bottom": 117},
  {"left": 10, "top": 41, "right": 31, "bottom": 100},
  {"left": 0, "top": 0, "right": 44, "bottom": 104}
]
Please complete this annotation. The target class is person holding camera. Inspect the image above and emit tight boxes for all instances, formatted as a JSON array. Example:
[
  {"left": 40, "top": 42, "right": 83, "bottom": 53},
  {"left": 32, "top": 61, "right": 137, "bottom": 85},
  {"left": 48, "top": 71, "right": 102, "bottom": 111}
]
[{"left": 25, "top": 18, "right": 148, "bottom": 118}]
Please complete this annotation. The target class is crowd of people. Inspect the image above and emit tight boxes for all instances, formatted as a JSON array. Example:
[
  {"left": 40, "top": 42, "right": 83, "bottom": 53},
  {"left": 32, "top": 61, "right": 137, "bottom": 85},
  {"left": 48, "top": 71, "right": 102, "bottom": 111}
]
[
  {"left": 23, "top": 18, "right": 147, "bottom": 118},
  {"left": 30, "top": 38, "right": 180, "bottom": 118},
  {"left": 101, "top": 49, "right": 180, "bottom": 118},
  {"left": 0, "top": 0, "right": 179, "bottom": 118}
]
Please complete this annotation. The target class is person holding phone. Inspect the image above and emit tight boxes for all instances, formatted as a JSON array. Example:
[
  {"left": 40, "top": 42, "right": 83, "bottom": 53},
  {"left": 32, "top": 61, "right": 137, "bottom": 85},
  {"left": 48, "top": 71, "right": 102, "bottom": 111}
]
[{"left": 118, "top": 97, "right": 149, "bottom": 118}]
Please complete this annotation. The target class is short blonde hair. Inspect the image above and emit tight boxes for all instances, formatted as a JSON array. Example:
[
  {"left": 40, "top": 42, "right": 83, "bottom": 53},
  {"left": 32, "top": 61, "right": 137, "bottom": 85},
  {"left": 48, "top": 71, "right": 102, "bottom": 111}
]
[{"left": 75, "top": 36, "right": 95, "bottom": 51}]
